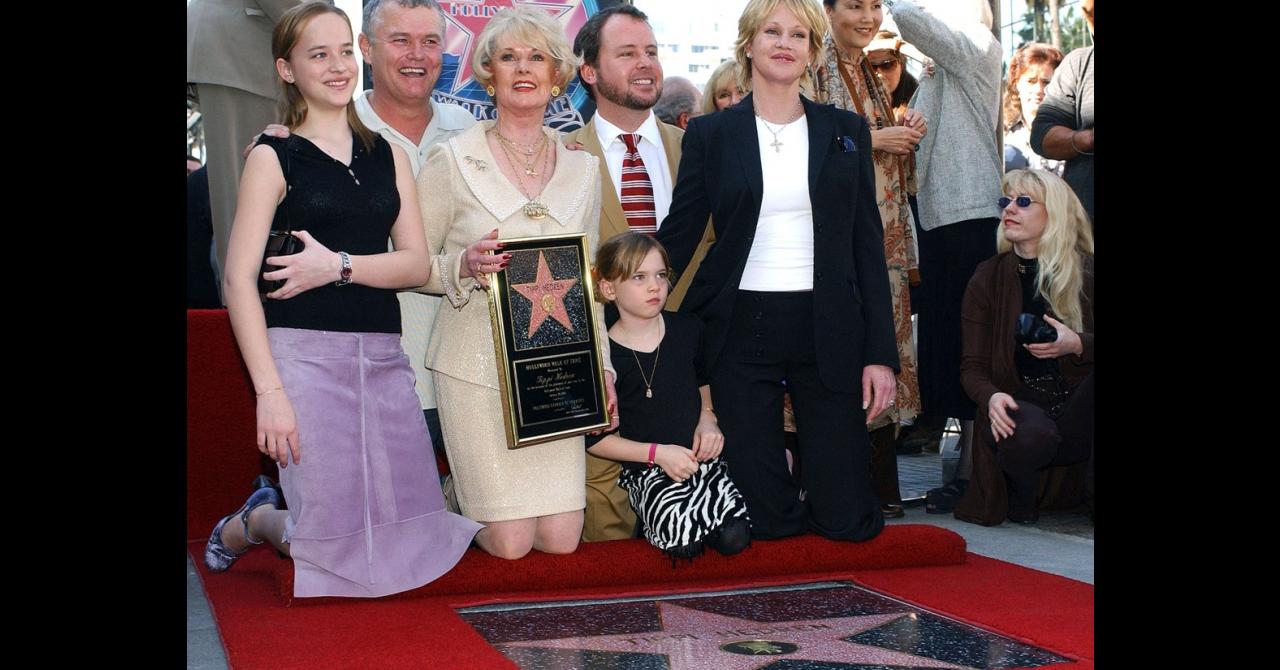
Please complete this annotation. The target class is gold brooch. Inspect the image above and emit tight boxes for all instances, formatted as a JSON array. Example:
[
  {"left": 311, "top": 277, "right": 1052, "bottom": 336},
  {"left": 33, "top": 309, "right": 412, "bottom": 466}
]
[{"left": 464, "top": 156, "right": 487, "bottom": 171}]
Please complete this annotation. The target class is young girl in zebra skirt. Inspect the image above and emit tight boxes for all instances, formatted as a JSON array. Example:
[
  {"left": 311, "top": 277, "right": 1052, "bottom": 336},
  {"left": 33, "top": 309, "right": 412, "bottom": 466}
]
[{"left": 586, "top": 233, "right": 751, "bottom": 561}]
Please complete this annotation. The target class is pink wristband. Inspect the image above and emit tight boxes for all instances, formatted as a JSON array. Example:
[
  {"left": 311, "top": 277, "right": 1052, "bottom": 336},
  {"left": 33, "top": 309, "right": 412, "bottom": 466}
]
[{"left": 647, "top": 442, "right": 657, "bottom": 468}]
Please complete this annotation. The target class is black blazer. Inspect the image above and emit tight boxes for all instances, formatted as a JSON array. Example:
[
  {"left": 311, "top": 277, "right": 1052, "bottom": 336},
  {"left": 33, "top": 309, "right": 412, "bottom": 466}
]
[{"left": 655, "top": 93, "right": 899, "bottom": 394}]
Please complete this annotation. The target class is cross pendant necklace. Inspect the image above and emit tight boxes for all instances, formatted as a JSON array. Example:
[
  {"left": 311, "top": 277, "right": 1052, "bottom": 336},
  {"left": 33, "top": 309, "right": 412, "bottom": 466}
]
[{"left": 755, "top": 100, "right": 803, "bottom": 154}]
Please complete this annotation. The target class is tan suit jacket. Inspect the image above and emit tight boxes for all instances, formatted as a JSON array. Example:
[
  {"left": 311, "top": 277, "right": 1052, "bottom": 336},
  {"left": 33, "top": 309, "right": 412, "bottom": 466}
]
[
  {"left": 186, "top": 0, "right": 306, "bottom": 99},
  {"left": 563, "top": 118, "right": 714, "bottom": 309}
]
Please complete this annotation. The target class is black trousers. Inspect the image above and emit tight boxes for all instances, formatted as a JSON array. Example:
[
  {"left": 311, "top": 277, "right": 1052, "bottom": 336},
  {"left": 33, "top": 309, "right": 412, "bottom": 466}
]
[
  {"left": 710, "top": 291, "right": 884, "bottom": 542},
  {"left": 915, "top": 217, "right": 998, "bottom": 420},
  {"left": 994, "top": 372, "right": 1095, "bottom": 511}
]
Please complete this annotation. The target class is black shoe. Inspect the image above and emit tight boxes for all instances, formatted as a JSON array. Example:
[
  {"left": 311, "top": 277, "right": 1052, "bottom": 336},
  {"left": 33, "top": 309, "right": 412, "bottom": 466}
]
[
  {"left": 252, "top": 475, "right": 286, "bottom": 508},
  {"left": 925, "top": 479, "right": 968, "bottom": 514},
  {"left": 881, "top": 503, "right": 905, "bottom": 519}
]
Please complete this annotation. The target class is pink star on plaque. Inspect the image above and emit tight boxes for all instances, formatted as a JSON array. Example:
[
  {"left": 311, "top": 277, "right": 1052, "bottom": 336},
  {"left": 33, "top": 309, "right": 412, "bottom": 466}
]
[
  {"left": 442, "top": 0, "right": 580, "bottom": 95},
  {"left": 509, "top": 250, "right": 578, "bottom": 338},
  {"left": 503, "top": 603, "right": 977, "bottom": 670}
]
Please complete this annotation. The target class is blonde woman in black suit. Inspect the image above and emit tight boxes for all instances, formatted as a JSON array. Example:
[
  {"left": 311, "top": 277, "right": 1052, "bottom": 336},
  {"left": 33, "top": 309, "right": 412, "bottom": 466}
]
[{"left": 657, "top": 0, "right": 898, "bottom": 543}]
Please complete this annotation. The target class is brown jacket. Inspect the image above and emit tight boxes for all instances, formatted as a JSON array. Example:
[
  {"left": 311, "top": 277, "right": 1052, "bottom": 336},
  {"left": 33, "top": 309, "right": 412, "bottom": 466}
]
[
  {"left": 955, "top": 251, "right": 1094, "bottom": 525},
  {"left": 563, "top": 117, "right": 714, "bottom": 309}
]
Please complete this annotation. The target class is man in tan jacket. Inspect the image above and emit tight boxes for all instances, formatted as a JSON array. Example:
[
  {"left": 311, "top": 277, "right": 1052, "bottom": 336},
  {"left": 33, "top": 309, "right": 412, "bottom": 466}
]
[
  {"left": 187, "top": 0, "right": 307, "bottom": 296},
  {"left": 565, "top": 4, "right": 714, "bottom": 542}
]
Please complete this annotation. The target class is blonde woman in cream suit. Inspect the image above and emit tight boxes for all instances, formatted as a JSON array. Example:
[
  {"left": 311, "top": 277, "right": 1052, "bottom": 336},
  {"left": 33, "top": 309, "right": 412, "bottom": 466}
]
[{"left": 414, "top": 6, "right": 615, "bottom": 560}]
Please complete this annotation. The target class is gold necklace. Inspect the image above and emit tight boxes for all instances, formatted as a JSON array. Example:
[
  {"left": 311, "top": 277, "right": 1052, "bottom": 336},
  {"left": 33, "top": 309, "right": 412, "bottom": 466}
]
[
  {"left": 629, "top": 318, "right": 663, "bottom": 399},
  {"left": 492, "top": 130, "right": 551, "bottom": 219},
  {"left": 494, "top": 130, "right": 548, "bottom": 175},
  {"left": 493, "top": 128, "right": 544, "bottom": 155}
]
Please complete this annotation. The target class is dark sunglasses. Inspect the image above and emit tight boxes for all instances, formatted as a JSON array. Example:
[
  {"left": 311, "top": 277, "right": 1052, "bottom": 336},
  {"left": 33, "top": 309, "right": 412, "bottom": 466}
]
[
  {"left": 998, "top": 195, "right": 1040, "bottom": 209},
  {"left": 869, "top": 58, "right": 900, "bottom": 72}
]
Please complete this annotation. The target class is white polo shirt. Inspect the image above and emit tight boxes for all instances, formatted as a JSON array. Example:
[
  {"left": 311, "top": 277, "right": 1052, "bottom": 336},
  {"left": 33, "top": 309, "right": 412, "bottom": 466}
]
[{"left": 355, "top": 91, "right": 477, "bottom": 176}]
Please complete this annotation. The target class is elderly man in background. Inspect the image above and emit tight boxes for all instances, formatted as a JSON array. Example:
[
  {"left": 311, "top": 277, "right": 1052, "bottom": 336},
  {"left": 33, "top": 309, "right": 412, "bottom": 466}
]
[
  {"left": 563, "top": 4, "right": 715, "bottom": 542},
  {"left": 186, "top": 0, "right": 306, "bottom": 297},
  {"left": 883, "top": 0, "right": 1003, "bottom": 513},
  {"left": 654, "top": 76, "right": 702, "bottom": 130}
]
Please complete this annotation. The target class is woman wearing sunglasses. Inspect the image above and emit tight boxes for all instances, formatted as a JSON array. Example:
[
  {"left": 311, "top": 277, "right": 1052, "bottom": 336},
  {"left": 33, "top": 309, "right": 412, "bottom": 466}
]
[
  {"left": 813, "top": 0, "right": 926, "bottom": 519},
  {"left": 955, "top": 169, "right": 1093, "bottom": 526}
]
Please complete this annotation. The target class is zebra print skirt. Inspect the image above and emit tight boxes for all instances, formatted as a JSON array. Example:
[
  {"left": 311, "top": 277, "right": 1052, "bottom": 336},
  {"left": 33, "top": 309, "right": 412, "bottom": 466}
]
[{"left": 617, "top": 456, "right": 750, "bottom": 555}]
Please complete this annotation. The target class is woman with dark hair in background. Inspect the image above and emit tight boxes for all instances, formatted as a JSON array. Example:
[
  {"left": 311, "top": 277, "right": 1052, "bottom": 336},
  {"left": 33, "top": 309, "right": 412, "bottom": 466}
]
[
  {"left": 1003, "top": 42, "right": 1065, "bottom": 174},
  {"left": 814, "top": 0, "right": 924, "bottom": 519},
  {"left": 863, "top": 30, "right": 917, "bottom": 122}
]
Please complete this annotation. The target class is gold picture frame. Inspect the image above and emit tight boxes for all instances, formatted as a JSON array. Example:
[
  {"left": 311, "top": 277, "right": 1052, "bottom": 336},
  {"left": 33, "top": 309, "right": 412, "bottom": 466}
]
[{"left": 486, "top": 233, "right": 610, "bottom": 448}]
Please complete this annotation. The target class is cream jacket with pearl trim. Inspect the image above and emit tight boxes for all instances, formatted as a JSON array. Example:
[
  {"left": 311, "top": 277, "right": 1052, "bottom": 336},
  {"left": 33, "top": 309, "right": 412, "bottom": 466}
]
[{"left": 414, "top": 121, "right": 612, "bottom": 389}]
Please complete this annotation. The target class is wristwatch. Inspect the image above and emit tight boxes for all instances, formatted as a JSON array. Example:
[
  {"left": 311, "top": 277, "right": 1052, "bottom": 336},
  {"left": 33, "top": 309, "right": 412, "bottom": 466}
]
[{"left": 335, "top": 251, "right": 352, "bottom": 286}]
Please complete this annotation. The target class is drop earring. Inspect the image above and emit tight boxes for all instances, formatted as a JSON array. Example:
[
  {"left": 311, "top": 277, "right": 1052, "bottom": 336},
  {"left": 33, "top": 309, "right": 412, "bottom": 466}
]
[
  {"left": 551, "top": 85, "right": 561, "bottom": 97},
  {"left": 486, "top": 85, "right": 496, "bottom": 97}
]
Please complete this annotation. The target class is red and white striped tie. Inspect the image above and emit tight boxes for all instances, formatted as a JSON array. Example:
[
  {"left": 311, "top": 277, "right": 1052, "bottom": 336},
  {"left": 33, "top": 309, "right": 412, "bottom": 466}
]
[{"left": 619, "top": 133, "right": 657, "bottom": 234}]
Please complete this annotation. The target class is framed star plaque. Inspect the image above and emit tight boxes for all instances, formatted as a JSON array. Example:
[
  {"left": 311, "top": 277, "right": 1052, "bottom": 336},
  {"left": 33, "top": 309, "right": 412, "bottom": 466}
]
[{"left": 487, "top": 233, "right": 610, "bottom": 449}]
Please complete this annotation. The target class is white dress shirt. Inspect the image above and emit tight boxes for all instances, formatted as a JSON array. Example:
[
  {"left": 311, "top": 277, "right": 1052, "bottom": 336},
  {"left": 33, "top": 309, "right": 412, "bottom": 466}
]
[{"left": 592, "top": 110, "right": 673, "bottom": 228}]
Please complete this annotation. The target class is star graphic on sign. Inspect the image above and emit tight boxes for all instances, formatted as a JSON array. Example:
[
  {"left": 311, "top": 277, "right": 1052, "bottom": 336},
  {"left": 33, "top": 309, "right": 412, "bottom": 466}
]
[
  {"left": 509, "top": 250, "right": 578, "bottom": 338},
  {"left": 441, "top": 0, "right": 579, "bottom": 95},
  {"left": 502, "top": 602, "right": 980, "bottom": 670}
]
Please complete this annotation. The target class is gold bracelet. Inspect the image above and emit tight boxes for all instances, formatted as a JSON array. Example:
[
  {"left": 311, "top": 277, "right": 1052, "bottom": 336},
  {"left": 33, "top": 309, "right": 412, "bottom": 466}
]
[{"left": 256, "top": 387, "right": 283, "bottom": 397}]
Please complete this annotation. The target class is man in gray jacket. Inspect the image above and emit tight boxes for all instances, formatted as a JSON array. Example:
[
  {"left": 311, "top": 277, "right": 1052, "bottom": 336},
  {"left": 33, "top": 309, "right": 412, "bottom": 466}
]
[{"left": 885, "top": 0, "right": 1003, "bottom": 511}]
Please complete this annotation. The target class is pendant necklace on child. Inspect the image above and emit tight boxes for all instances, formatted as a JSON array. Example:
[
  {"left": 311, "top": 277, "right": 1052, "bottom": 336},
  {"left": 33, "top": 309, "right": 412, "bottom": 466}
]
[{"left": 631, "top": 318, "right": 663, "bottom": 399}]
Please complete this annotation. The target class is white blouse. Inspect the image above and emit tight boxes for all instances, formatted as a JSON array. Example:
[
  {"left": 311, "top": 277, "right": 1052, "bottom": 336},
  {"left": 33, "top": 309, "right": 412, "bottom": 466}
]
[{"left": 739, "top": 114, "right": 814, "bottom": 292}]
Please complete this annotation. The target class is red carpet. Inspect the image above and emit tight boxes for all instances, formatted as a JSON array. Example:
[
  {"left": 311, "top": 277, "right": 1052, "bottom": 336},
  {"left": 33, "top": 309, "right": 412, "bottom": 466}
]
[
  {"left": 271, "top": 525, "right": 965, "bottom": 606},
  {"left": 191, "top": 528, "right": 1091, "bottom": 669}
]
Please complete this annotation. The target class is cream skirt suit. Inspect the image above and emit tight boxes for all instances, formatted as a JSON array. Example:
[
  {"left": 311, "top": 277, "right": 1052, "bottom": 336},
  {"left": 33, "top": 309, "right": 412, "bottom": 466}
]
[{"left": 416, "top": 121, "right": 612, "bottom": 522}]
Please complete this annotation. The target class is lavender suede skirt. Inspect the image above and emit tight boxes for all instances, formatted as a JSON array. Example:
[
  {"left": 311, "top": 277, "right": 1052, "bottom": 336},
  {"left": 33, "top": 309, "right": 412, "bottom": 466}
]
[{"left": 268, "top": 328, "right": 482, "bottom": 598}]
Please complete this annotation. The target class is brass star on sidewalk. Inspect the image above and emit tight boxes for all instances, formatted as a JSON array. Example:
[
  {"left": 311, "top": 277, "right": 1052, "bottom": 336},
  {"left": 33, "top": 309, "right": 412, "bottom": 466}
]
[
  {"left": 502, "top": 602, "right": 978, "bottom": 669},
  {"left": 509, "top": 250, "right": 578, "bottom": 339}
]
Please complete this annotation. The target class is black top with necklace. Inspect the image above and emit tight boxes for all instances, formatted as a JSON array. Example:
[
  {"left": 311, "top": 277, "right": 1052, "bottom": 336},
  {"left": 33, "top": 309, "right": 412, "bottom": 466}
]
[
  {"left": 259, "top": 133, "right": 403, "bottom": 334},
  {"left": 584, "top": 312, "right": 707, "bottom": 473}
]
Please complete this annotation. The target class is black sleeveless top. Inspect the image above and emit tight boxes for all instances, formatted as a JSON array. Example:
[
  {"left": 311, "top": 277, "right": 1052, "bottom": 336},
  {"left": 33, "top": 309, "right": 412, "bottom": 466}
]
[
  {"left": 260, "top": 133, "right": 402, "bottom": 334},
  {"left": 584, "top": 312, "right": 707, "bottom": 472}
]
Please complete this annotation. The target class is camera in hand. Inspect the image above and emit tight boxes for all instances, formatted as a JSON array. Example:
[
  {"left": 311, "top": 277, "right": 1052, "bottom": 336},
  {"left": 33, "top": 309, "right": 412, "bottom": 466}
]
[
  {"left": 259, "top": 231, "right": 302, "bottom": 294},
  {"left": 1015, "top": 313, "right": 1057, "bottom": 344}
]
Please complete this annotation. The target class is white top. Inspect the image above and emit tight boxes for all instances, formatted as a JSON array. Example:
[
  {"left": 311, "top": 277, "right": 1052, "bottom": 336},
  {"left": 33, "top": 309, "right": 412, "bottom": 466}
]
[
  {"left": 355, "top": 91, "right": 477, "bottom": 176},
  {"left": 592, "top": 110, "right": 673, "bottom": 228},
  {"left": 355, "top": 91, "right": 477, "bottom": 410},
  {"left": 739, "top": 114, "right": 814, "bottom": 292}
]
